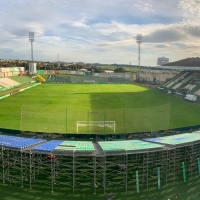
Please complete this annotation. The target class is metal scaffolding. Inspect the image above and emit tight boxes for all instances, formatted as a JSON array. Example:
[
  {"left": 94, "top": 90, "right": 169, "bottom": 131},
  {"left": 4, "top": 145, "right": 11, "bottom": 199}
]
[{"left": 0, "top": 132, "right": 200, "bottom": 195}]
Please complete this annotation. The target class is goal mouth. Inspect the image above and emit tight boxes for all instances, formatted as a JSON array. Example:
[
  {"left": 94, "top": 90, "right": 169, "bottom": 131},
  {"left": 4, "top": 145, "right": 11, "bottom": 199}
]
[{"left": 76, "top": 121, "right": 116, "bottom": 134}]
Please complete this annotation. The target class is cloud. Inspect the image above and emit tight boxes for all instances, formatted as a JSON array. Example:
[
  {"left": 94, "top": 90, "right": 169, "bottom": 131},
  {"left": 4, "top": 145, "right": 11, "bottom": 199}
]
[
  {"left": 155, "top": 44, "right": 170, "bottom": 48},
  {"left": 144, "top": 28, "right": 186, "bottom": 43},
  {"left": 132, "top": 0, "right": 155, "bottom": 12},
  {"left": 178, "top": 0, "right": 200, "bottom": 16},
  {"left": 184, "top": 25, "right": 200, "bottom": 38},
  {"left": 0, "top": 48, "right": 14, "bottom": 53},
  {"left": 0, "top": 0, "right": 200, "bottom": 65}
]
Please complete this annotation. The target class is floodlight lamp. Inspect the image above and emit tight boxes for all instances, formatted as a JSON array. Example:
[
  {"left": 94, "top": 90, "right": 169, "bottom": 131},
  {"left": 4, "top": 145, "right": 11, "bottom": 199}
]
[
  {"left": 29, "top": 32, "right": 34, "bottom": 42},
  {"left": 136, "top": 34, "right": 142, "bottom": 42}
]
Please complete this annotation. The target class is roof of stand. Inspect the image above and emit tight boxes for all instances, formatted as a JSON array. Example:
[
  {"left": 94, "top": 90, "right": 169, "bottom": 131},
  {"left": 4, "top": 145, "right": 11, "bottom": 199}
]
[
  {"left": 144, "top": 131, "right": 200, "bottom": 146},
  {"left": 0, "top": 135, "right": 45, "bottom": 149}
]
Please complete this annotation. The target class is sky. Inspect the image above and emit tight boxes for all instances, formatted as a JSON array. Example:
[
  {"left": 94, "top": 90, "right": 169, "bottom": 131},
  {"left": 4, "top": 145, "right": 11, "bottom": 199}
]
[{"left": 0, "top": 0, "right": 200, "bottom": 66}]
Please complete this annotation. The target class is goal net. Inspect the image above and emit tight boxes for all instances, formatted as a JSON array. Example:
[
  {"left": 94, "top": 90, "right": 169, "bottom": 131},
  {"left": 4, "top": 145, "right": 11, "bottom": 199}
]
[
  {"left": 77, "top": 121, "right": 116, "bottom": 133},
  {"left": 84, "top": 80, "right": 95, "bottom": 84}
]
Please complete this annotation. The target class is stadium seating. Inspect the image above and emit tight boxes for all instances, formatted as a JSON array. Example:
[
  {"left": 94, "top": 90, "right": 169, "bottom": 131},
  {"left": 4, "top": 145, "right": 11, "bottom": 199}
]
[
  {"left": 144, "top": 131, "right": 200, "bottom": 146},
  {"left": 163, "top": 71, "right": 200, "bottom": 95},
  {"left": 32, "top": 140, "right": 64, "bottom": 152},
  {"left": 0, "top": 76, "right": 35, "bottom": 92},
  {"left": 172, "top": 72, "right": 197, "bottom": 89},
  {"left": 0, "top": 77, "right": 19, "bottom": 87},
  {"left": 32, "top": 140, "right": 95, "bottom": 153},
  {"left": 163, "top": 71, "right": 187, "bottom": 87},
  {"left": 1, "top": 131, "right": 200, "bottom": 153},
  {"left": 0, "top": 134, "right": 45, "bottom": 149},
  {"left": 1, "top": 131, "right": 200, "bottom": 196},
  {"left": 98, "top": 140, "right": 163, "bottom": 152},
  {"left": 46, "top": 75, "right": 70, "bottom": 83}
]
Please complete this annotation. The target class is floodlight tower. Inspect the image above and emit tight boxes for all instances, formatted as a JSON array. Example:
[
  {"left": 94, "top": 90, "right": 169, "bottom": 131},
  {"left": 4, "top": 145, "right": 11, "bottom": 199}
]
[
  {"left": 29, "top": 32, "right": 34, "bottom": 63},
  {"left": 136, "top": 34, "right": 142, "bottom": 77},
  {"left": 57, "top": 54, "right": 59, "bottom": 69}
]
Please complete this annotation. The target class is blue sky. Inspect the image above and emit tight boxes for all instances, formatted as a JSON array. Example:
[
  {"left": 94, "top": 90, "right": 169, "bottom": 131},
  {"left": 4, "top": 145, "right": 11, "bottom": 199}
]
[{"left": 0, "top": 0, "right": 200, "bottom": 65}]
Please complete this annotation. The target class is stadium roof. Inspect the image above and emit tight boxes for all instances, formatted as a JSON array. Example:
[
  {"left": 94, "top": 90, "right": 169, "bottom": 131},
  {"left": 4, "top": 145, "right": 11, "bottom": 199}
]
[
  {"left": 144, "top": 66, "right": 200, "bottom": 71},
  {"left": 156, "top": 66, "right": 200, "bottom": 71},
  {"left": 162, "top": 57, "right": 200, "bottom": 67}
]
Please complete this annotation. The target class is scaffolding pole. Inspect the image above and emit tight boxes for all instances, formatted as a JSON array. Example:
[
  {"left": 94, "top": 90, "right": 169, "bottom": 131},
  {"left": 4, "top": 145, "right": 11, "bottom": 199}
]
[
  {"left": 29, "top": 153, "right": 32, "bottom": 189},
  {"left": 21, "top": 151, "right": 23, "bottom": 188},
  {"left": 125, "top": 155, "right": 128, "bottom": 192},
  {"left": 93, "top": 156, "right": 96, "bottom": 194},
  {"left": 103, "top": 156, "right": 106, "bottom": 194},
  {"left": 73, "top": 156, "right": 75, "bottom": 194}
]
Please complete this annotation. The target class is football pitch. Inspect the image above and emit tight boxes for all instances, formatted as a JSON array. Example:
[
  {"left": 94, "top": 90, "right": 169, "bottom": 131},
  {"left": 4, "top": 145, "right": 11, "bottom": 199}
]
[{"left": 0, "top": 83, "right": 200, "bottom": 134}]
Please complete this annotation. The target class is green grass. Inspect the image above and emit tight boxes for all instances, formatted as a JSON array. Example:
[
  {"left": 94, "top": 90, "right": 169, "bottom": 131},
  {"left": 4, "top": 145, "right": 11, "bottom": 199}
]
[
  {"left": 1, "top": 84, "right": 200, "bottom": 134},
  {"left": 9, "top": 76, "right": 33, "bottom": 84}
]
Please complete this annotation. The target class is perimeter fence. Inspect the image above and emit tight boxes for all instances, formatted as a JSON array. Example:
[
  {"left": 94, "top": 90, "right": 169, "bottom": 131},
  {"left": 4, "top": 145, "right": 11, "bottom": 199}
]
[
  {"left": 0, "top": 103, "right": 171, "bottom": 134},
  {"left": 45, "top": 74, "right": 132, "bottom": 84}
]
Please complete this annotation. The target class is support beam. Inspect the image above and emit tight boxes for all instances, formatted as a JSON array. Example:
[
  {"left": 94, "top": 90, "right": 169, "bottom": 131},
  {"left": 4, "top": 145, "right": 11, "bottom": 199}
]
[{"left": 93, "top": 156, "right": 96, "bottom": 194}]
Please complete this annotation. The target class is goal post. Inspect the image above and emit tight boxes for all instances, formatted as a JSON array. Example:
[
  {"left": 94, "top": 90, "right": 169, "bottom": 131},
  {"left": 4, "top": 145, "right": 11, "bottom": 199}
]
[
  {"left": 84, "top": 80, "right": 95, "bottom": 84},
  {"left": 76, "top": 121, "right": 116, "bottom": 133}
]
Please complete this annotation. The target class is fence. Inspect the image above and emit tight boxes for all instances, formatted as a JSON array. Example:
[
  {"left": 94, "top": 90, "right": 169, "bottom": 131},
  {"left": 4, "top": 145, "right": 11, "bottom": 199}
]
[
  {"left": 0, "top": 103, "right": 171, "bottom": 134},
  {"left": 45, "top": 74, "right": 132, "bottom": 84}
]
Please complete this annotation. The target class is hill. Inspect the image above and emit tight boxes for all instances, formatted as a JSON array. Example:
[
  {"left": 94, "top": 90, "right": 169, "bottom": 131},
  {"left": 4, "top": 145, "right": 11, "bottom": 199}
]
[{"left": 162, "top": 57, "right": 200, "bottom": 67}]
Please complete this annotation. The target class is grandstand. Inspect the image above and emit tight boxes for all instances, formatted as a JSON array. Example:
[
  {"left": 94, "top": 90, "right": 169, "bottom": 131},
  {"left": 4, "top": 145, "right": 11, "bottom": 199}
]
[
  {"left": 163, "top": 71, "right": 200, "bottom": 96},
  {"left": 0, "top": 77, "right": 19, "bottom": 88},
  {"left": 46, "top": 74, "right": 70, "bottom": 83},
  {"left": 0, "top": 76, "right": 35, "bottom": 92},
  {"left": 45, "top": 74, "right": 132, "bottom": 84},
  {"left": 1, "top": 131, "right": 200, "bottom": 194}
]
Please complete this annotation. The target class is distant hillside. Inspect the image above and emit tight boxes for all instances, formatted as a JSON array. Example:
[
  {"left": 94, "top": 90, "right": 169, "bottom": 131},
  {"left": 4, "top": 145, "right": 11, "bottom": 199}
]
[{"left": 162, "top": 57, "right": 200, "bottom": 67}]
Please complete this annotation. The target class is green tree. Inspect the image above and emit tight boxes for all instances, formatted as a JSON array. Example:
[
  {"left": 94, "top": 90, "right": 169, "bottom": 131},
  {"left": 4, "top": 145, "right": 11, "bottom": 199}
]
[{"left": 114, "top": 67, "right": 126, "bottom": 73}]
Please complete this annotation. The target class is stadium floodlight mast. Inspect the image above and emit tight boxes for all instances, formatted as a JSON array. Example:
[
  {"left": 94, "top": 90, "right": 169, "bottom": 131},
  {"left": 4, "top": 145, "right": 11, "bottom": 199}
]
[
  {"left": 29, "top": 32, "right": 34, "bottom": 63},
  {"left": 136, "top": 34, "right": 142, "bottom": 78},
  {"left": 57, "top": 54, "right": 59, "bottom": 69}
]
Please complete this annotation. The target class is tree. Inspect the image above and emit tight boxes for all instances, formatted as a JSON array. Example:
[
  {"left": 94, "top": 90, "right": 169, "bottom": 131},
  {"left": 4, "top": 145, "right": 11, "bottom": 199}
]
[
  {"left": 114, "top": 67, "right": 126, "bottom": 73},
  {"left": 93, "top": 67, "right": 105, "bottom": 73}
]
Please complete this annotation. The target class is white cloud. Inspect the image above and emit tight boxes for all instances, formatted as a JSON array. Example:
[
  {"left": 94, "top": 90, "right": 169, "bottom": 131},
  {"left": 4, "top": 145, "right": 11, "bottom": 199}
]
[
  {"left": 0, "top": 0, "right": 200, "bottom": 65},
  {"left": 179, "top": 0, "right": 200, "bottom": 15},
  {"left": 132, "top": 0, "right": 155, "bottom": 12}
]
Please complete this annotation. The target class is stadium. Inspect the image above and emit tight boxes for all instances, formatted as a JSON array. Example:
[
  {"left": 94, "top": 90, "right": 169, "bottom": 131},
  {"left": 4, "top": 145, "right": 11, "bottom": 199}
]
[{"left": 1, "top": 68, "right": 200, "bottom": 199}]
